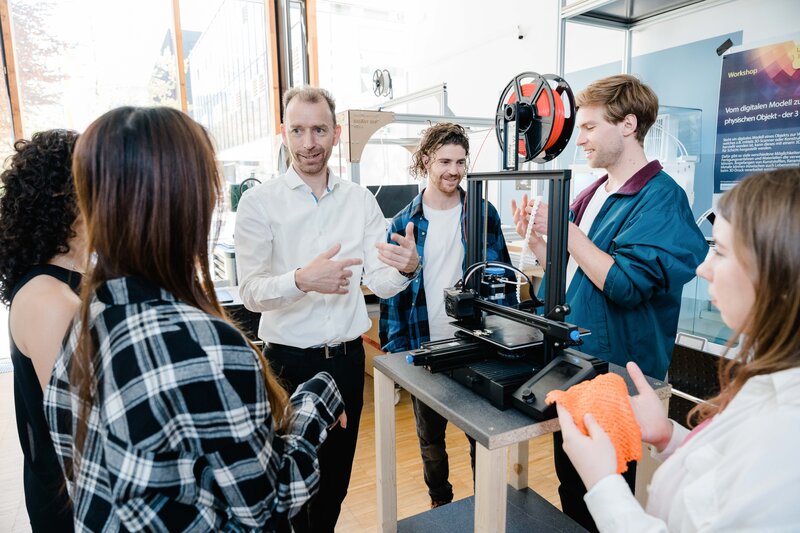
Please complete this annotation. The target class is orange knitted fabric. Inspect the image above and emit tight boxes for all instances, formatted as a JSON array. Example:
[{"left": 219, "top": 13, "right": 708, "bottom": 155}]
[{"left": 545, "top": 373, "right": 641, "bottom": 474}]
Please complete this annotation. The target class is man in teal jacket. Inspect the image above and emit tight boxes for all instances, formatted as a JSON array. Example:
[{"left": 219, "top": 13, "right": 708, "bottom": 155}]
[
  {"left": 513, "top": 74, "right": 707, "bottom": 531},
  {"left": 563, "top": 160, "right": 704, "bottom": 380}
]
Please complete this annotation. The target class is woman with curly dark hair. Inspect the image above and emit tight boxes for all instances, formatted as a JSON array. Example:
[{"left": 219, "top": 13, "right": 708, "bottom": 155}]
[{"left": 0, "top": 128, "right": 84, "bottom": 532}]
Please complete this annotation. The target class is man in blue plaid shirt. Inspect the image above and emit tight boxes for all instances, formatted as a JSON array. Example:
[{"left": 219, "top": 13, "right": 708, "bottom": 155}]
[{"left": 379, "top": 123, "right": 514, "bottom": 508}]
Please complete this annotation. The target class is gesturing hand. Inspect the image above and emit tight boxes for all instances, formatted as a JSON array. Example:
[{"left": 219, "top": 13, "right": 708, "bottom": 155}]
[
  {"left": 511, "top": 195, "right": 550, "bottom": 235},
  {"left": 511, "top": 194, "right": 531, "bottom": 239},
  {"left": 329, "top": 410, "right": 348, "bottom": 430},
  {"left": 556, "top": 403, "right": 618, "bottom": 491},
  {"left": 627, "top": 362, "right": 674, "bottom": 452},
  {"left": 295, "top": 243, "right": 363, "bottom": 294},
  {"left": 511, "top": 195, "right": 547, "bottom": 251},
  {"left": 376, "top": 222, "right": 420, "bottom": 274},
  {"left": 530, "top": 200, "right": 549, "bottom": 236}
]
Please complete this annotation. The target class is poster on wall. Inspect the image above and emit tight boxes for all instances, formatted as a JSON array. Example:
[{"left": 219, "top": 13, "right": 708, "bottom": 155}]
[{"left": 714, "top": 39, "right": 800, "bottom": 192}]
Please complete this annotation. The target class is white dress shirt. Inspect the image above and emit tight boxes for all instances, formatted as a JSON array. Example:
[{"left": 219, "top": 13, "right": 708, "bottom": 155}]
[
  {"left": 584, "top": 367, "right": 800, "bottom": 532},
  {"left": 235, "top": 167, "right": 410, "bottom": 348}
]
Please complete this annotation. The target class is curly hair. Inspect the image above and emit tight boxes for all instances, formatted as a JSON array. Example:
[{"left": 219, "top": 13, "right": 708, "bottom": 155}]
[
  {"left": 409, "top": 122, "right": 470, "bottom": 178},
  {"left": 0, "top": 129, "right": 79, "bottom": 306}
]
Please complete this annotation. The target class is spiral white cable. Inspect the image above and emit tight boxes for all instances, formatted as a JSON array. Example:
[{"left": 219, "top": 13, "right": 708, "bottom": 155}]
[{"left": 516, "top": 194, "right": 541, "bottom": 302}]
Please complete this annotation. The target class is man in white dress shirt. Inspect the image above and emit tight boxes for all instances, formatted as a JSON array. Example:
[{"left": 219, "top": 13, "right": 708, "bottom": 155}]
[{"left": 235, "top": 86, "right": 419, "bottom": 532}]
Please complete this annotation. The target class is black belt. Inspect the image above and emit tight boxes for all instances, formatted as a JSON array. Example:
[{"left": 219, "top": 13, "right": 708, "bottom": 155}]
[{"left": 266, "top": 338, "right": 362, "bottom": 359}]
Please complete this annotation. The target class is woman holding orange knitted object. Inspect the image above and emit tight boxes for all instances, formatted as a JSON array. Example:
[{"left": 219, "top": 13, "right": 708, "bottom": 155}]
[{"left": 557, "top": 167, "right": 800, "bottom": 531}]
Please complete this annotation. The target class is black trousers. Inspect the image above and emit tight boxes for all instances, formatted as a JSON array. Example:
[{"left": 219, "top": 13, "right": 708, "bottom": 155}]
[
  {"left": 411, "top": 396, "right": 476, "bottom": 504},
  {"left": 553, "top": 431, "right": 637, "bottom": 533},
  {"left": 265, "top": 341, "right": 365, "bottom": 533}
]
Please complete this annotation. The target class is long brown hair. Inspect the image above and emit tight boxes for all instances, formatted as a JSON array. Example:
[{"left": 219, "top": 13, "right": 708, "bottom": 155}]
[
  {"left": 70, "top": 107, "right": 289, "bottom": 456},
  {"left": 690, "top": 168, "right": 800, "bottom": 424}
]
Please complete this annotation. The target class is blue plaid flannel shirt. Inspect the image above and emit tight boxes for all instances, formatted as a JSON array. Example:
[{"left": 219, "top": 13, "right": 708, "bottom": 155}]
[{"left": 379, "top": 188, "right": 514, "bottom": 353}]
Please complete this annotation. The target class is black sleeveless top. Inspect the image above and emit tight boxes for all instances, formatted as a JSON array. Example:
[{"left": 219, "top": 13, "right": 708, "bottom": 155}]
[{"left": 10, "top": 264, "right": 80, "bottom": 532}]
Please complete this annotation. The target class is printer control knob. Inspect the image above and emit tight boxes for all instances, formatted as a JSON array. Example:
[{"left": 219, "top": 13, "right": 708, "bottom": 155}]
[{"left": 521, "top": 388, "right": 535, "bottom": 403}]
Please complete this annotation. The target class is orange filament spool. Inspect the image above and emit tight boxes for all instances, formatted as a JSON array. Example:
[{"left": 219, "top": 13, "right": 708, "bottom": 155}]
[{"left": 496, "top": 72, "right": 575, "bottom": 164}]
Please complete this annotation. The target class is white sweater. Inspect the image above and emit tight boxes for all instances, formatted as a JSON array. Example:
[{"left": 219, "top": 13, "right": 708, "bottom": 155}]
[{"left": 585, "top": 367, "right": 800, "bottom": 532}]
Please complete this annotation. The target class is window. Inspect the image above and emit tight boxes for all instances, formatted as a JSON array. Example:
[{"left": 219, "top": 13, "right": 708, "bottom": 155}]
[
  {"left": 180, "top": 0, "right": 276, "bottom": 186},
  {"left": 9, "top": 0, "right": 180, "bottom": 135}
]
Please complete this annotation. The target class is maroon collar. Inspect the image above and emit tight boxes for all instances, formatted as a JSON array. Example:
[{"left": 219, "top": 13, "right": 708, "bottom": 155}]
[{"left": 570, "top": 160, "right": 663, "bottom": 225}]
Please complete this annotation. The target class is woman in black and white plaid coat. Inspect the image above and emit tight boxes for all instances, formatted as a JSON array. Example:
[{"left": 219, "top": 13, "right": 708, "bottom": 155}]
[{"left": 45, "top": 106, "right": 345, "bottom": 532}]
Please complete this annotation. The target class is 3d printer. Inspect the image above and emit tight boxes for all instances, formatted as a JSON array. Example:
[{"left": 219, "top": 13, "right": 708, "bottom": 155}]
[{"left": 407, "top": 72, "right": 608, "bottom": 420}]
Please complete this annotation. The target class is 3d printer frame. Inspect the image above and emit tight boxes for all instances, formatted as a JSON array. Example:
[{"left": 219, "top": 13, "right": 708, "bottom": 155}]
[{"left": 464, "top": 169, "right": 573, "bottom": 364}]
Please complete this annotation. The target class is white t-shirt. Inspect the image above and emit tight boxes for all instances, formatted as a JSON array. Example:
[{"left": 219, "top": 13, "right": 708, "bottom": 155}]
[
  {"left": 422, "top": 202, "right": 464, "bottom": 341},
  {"left": 565, "top": 182, "right": 617, "bottom": 290}
]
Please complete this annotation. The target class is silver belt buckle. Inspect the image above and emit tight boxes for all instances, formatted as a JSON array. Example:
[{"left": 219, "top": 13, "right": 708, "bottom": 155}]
[{"left": 324, "top": 343, "right": 344, "bottom": 359}]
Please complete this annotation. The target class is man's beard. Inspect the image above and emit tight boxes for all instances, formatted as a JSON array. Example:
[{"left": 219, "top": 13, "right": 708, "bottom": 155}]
[{"left": 294, "top": 148, "right": 330, "bottom": 174}]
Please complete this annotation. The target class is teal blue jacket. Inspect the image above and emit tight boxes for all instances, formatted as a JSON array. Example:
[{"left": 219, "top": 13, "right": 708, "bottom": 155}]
[{"left": 564, "top": 161, "right": 707, "bottom": 379}]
